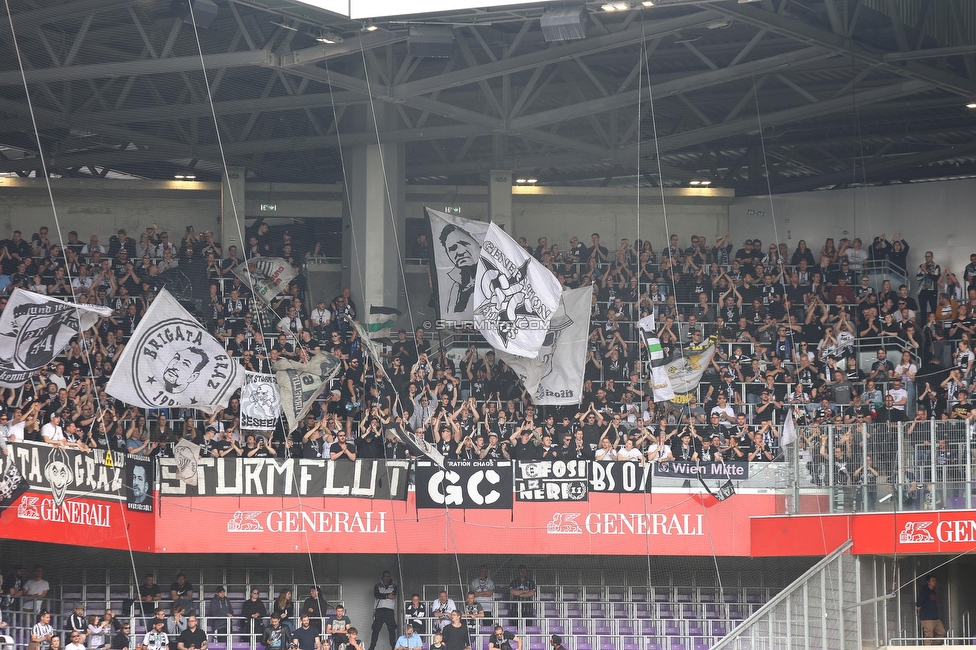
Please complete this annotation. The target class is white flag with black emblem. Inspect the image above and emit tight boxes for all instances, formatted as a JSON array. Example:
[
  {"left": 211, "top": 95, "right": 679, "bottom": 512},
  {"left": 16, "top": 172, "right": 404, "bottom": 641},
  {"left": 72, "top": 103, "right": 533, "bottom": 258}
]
[
  {"left": 240, "top": 371, "right": 281, "bottom": 430},
  {"left": 473, "top": 222, "right": 562, "bottom": 358},
  {"left": 232, "top": 257, "right": 298, "bottom": 304},
  {"left": 0, "top": 290, "right": 111, "bottom": 388},
  {"left": 496, "top": 286, "right": 593, "bottom": 404},
  {"left": 106, "top": 289, "right": 243, "bottom": 414},
  {"left": 173, "top": 438, "right": 201, "bottom": 486},
  {"left": 274, "top": 353, "right": 342, "bottom": 433},
  {"left": 426, "top": 208, "right": 490, "bottom": 322}
]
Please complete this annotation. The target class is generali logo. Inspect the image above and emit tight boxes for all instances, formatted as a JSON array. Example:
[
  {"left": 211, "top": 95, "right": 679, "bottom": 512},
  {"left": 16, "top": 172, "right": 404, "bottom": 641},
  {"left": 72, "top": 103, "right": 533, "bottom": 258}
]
[
  {"left": 226, "top": 509, "right": 387, "bottom": 534},
  {"left": 546, "top": 513, "right": 582, "bottom": 534},
  {"left": 545, "top": 512, "right": 704, "bottom": 536},
  {"left": 899, "top": 521, "right": 935, "bottom": 543}
]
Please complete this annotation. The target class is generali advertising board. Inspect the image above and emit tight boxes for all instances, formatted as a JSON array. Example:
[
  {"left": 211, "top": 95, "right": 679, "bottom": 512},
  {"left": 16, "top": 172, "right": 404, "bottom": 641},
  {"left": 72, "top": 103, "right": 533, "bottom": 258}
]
[{"left": 153, "top": 492, "right": 766, "bottom": 555}]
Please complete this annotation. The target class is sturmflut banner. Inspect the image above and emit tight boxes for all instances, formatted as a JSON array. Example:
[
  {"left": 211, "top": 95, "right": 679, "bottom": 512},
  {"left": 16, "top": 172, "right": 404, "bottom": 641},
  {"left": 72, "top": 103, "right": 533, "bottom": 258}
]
[
  {"left": 497, "top": 286, "right": 592, "bottom": 405},
  {"left": 426, "top": 208, "right": 490, "bottom": 322},
  {"left": 0, "top": 290, "right": 111, "bottom": 388},
  {"left": 473, "top": 223, "right": 562, "bottom": 358},
  {"left": 159, "top": 458, "right": 410, "bottom": 500},
  {"left": 107, "top": 289, "right": 242, "bottom": 414}
]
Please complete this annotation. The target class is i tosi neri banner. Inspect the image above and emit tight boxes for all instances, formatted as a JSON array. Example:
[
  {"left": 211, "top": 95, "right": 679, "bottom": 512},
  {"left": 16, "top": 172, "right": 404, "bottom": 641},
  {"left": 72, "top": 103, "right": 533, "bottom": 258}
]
[
  {"left": 473, "top": 223, "right": 562, "bottom": 358},
  {"left": 232, "top": 258, "right": 298, "bottom": 304},
  {"left": 0, "top": 290, "right": 111, "bottom": 388},
  {"left": 106, "top": 289, "right": 242, "bottom": 414},
  {"left": 240, "top": 371, "right": 281, "bottom": 430},
  {"left": 426, "top": 208, "right": 490, "bottom": 322},
  {"left": 274, "top": 353, "right": 342, "bottom": 432},
  {"left": 497, "top": 286, "right": 592, "bottom": 404}
]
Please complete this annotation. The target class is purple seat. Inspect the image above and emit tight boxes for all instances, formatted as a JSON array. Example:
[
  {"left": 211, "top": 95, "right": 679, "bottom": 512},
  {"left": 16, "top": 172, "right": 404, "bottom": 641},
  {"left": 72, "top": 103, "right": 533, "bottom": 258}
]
[
  {"left": 590, "top": 607, "right": 606, "bottom": 618},
  {"left": 577, "top": 643, "right": 593, "bottom": 650},
  {"left": 723, "top": 594, "right": 739, "bottom": 603},
  {"left": 599, "top": 642, "right": 615, "bottom": 650},
  {"left": 613, "top": 606, "right": 629, "bottom": 619},
  {"left": 699, "top": 592, "right": 717, "bottom": 603},
  {"left": 689, "top": 625, "right": 704, "bottom": 637},
  {"left": 549, "top": 625, "right": 565, "bottom": 635},
  {"left": 568, "top": 609, "right": 584, "bottom": 619},
  {"left": 623, "top": 645, "right": 639, "bottom": 650},
  {"left": 681, "top": 605, "right": 698, "bottom": 619},
  {"left": 664, "top": 624, "right": 681, "bottom": 637},
  {"left": 631, "top": 593, "right": 647, "bottom": 603},
  {"left": 654, "top": 592, "right": 670, "bottom": 603},
  {"left": 585, "top": 593, "right": 601, "bottom": 602},
  {"left": 712, "top": 623, "right": 728, "bottom": 636},
  {"left": 503, "top": 627, "right": 518, "bottom": 635},
  {"left": 647, "top": 644, "right": 662, "bottom": 650},
  {"left": 619, "top": 626, "right": 634, "bottom": 636},
  {"left": 694, "top": 642, "right": 709, "bottom": 650},
  {"left": 640, "top": 621, "right": 658, "bottom": 635},
  {"left": 525, "top": 626, "right": 542, "bottom": 635},
  {"left": 608, "top": 592, "right": 624, "bottom": 603},
  {"left": 571, "top": 624, "right": 588, "bottom": 635},
  {"left": 675, "top": 594, "right": 692, "bottom": 603},
  {"left": 529, "top": 644, "right": 545, "bottom": 650},
  {"left": 659, "top": 605, "right": 676, "bottom": 619},
  {"left": 670, "top": 642, "right": 686, "bottom": 650},
  {"left": 564, "top": 593, "right": 580, "bottom": 601},
  {"left": 595, "top": 625, "right": 612, "bottom": 635},
  {"left": 210, "top": 645, "right": 227, "bottom": 650},
  {"left": 636, "top": 605, "right": 653, "bottom": 619},
  {"left": 746, "top": 594, "right": 762, "bottom": 604}
]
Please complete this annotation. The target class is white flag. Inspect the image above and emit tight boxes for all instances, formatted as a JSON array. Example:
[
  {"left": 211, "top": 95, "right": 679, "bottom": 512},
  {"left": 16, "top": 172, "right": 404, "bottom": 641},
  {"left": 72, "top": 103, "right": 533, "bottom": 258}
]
[
  {"left": 232, "top": 257, "right": 298, "bottom": 304},
  {"left": 473, "top": 222, "right": 562, "bottom": 358},
  {"left": 240, "top": 371, "right": 281, "bottom": 430},
  {"left": 106, "top": 289, "right": 242, "bottom": 414},
  {"left": 781, "top": 407, "right": 797, "bottom": 447},
  {"left": 426, "top": 208, "right": 490, "bottom": 322},
  {"left": 665, "top": 335, "right": 718, "bottom": 401},
  {"left": 0, "top": 290, "right": 111, "bottom": 388},
  {"left": 497, "top": 286, "right": 593, "bottom": 405},
  {"left": 173, "top": 438, "right": 200, "bottom": 486},
  {"left": 274, "top": 353, "right": 342, "bottom": 433}
]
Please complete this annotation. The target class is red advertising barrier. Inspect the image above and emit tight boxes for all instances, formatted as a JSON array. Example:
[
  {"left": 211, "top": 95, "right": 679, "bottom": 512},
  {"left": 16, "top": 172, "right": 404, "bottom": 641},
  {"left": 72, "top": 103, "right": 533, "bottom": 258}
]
[
  {"left": 752, "top": 510, "right": 976, "bottom": 557},
  {"left": 153, "top": 491, "right": 773, "bottom": 555},
  {"left": 2, "top": 490, "right": 155, "bottom": 552}
]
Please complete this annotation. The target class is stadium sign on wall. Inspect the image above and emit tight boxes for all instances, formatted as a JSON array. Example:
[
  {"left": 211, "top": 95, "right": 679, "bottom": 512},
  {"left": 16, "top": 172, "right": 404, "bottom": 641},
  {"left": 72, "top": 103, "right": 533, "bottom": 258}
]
[
  {"left": 415, "top": 460, "right": 514, "bottom": 509},
  {"left": 654, "top": 461, "right": 750, "bottom": 480},
  {"left": 159, "top": 458, "right": 409, "bottom": 500},
  {"left": 589, "top": 461, "right": 653, "bottom": 493}
]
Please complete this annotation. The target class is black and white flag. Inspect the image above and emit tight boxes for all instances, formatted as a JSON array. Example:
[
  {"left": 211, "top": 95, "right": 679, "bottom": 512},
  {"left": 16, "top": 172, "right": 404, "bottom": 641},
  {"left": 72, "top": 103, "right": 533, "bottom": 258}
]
[
  {"left": 274, "top": 353, "right": 342, "bottom": 433},
  {"left": 232, "top": 257, "right": 298, "bottom": 304},
  {"left": 173, "top": 438, "right": 200, "bottom": 486},
  {"left": 240, "top": 371, "right": 281, "bottom": 430},
  {"left": 0, "top": 290, "right": 111, "bottom": 388},
  {"left": 106, "top": 289, "right": 243, "bottom": 414},
  {"left": 496, "top": 286, "right": 592, "bottom": 404},
  {"left": 473, "top": 223, "right": 562, "bottom": 358},
  {"left": 426, "top": 208, "right": 489, "bottom": 322}
]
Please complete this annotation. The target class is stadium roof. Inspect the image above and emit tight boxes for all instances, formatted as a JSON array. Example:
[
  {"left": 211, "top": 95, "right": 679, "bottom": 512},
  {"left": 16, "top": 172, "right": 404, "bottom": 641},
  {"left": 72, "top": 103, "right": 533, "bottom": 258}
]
[{"left": 0, "top": 0, "right": 975, "bottom": 194}]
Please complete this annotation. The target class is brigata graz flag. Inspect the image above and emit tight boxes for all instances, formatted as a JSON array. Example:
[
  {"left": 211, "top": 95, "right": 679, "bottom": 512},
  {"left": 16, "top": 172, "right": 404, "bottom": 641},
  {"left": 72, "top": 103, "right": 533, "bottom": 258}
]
[
  {"left": 497, "top": 286, "right": 592, "bottom": 404},
  {"left": 474, "top": 223, "right": 562, "bottom": 358},
  {"left": 426, "top": 208, "right": 489, "bottom": 322},
  {"left": 240, "top": 371, "right": 281, "bottom": 430},
  {"left": 107, "top": 289, "right": 242, "bottom": 414},
  {"left": 274, "top": 353, "right": 342, "bottom": 433},
  {"left": 0, "top": 289, "right": 111, "bottom": 388},
  {"left": 232, "top": 257, "right": 298, "bottom": 304}
]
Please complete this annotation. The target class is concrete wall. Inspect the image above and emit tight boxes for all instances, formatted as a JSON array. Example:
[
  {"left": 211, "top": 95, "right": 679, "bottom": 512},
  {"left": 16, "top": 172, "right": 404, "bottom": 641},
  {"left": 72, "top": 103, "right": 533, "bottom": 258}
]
[{"left": 730, "top": 179, "right": 976, "bottom": 282}]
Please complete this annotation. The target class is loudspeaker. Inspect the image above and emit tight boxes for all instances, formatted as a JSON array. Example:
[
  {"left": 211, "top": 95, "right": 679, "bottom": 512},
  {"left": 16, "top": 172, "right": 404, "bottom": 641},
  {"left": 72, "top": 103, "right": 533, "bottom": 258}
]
[
  {"left": 408, "top": 26, "right": 454, "bottom": 58},
  {"left": 541, "top": 7, "right": 588, "bottom": 42},
  {"left": 170, "top": 0, "right": 219, "bottom": 29}
]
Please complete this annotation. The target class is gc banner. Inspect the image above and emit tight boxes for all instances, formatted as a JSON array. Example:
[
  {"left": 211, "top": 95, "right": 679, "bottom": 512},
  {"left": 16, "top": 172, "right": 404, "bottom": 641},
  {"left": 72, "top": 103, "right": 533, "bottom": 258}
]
[
  {"left": 654, "top": 461, "right": 750, "bottom": 480},
  {"left": 416, "top": 460, "right": 514, "bottom": 509},
  {"left": 515, "top": 460, "right": 588, "bottom": 502},
  {"left": 159, "top": 458, "right": 409, "bottom": 500},
  {"left": 589, "top": 461, "right": 653, "bottom": 494}
]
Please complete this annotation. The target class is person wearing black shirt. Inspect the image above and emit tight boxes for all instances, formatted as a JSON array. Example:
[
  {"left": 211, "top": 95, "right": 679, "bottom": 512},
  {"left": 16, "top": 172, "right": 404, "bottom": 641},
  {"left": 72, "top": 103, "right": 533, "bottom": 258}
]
[
  {"left": 440, "top": 612, "right": 470, "bottom": 650},
  {"left": 301, "top": 587, "right": 326, "bottom": 632},
  {"left": 508, "top": 565, "right": 536, "bottom": 626},
  {"left": 139, "top": 574, "right": 163, "bottom": 616},
  {"left": 263, "top": 614, "right": 292, "bottom": 650},
  {"left": 549, "top": 636, "right": 567, "bottom": 650},
  {"left": 177, "top": 616, "right": 207, "bottom": 650},
  {"left": 242, "top": 589, "right": 269, "bottom": 636},
  {"left": 488, "top": 626, "right": 519, "bottom": 650},
  {"left": 111, "top": 623, "right": 132, "bottom": 650},
  {"left": 292, "top": 616, "right": 319, "bottom": 650},
  {"left": 915, "top": 575, "right": 946, "bottom": 644},
  {"left": 404, "top": 595, "right": 427, "bottom": 637},
  {"left": 508, "top": 428, "right": 539, "bottom": 461}
]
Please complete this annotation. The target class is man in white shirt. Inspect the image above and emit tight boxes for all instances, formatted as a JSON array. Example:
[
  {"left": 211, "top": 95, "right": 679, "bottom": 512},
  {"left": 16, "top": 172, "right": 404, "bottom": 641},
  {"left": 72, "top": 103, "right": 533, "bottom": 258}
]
[
  {"left": 48, "top": 363, "right": 68, "bottom": 391},
  {"left": 66, "top": 630, "right": 87, "bottom": 650},
  {"left": 888, "top": 378, "right": 909, "bottom": 413},
  {"left": 24, "top": 566, "right": 50, "bottom": 613},
  {"left": 469, "top": 566, "right": 495, "bottom": 625},
  {"left": 309, "top": 300, "right": 332, "bottom": 335},
  {"left": 429, "top": 591, "right": 456, "bottom": 633},
  {"left": 40, "top": 414, "right": 65, "bottom": 446}
]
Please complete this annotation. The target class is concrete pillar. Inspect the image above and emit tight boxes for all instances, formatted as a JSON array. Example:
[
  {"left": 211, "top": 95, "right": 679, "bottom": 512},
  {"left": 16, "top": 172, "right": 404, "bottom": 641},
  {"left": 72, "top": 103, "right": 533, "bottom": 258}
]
[
  {"left": 345, "top": 142, "right": 405, "bottom": 313},
  {"left": 220, "top": 167, "right": 246, "bottom": 258},
  {"left": 488, "top": 169, "right": 513, "bottom": 233}
]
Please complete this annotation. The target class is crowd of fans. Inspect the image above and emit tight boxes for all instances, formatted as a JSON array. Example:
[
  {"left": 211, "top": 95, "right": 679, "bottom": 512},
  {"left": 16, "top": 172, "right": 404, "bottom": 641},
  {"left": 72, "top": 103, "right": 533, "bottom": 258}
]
[{"left": 0, "top": 223, "right": 974, "bottom": 487}]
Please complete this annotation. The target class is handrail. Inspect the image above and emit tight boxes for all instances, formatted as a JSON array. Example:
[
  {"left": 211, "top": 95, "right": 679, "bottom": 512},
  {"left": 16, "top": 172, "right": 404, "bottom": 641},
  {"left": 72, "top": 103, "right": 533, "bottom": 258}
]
[{"left": 709, "top": 540, "right": 854, "bottom": 650}]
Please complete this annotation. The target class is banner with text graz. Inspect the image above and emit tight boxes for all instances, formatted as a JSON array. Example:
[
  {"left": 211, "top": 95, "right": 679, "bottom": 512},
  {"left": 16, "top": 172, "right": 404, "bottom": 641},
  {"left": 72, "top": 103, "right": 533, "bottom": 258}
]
[
  {"left": 415, "top": 460, "right": 514, "bottom": 509},
  {"left": 150, "top": 491, "right": 769, "bottom": 555},
  {"left": 0, "top": 442, "right": 155, "bottom": 551},
  {"left": 159, "top": 458, "right": 409, "bottom": 500}
]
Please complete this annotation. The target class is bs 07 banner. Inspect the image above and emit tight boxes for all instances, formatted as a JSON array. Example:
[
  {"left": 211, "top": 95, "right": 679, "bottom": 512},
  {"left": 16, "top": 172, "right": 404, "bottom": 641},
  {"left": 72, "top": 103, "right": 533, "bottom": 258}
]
[{"left": 415, "top": 460, "right": 514, "bottom": 509}]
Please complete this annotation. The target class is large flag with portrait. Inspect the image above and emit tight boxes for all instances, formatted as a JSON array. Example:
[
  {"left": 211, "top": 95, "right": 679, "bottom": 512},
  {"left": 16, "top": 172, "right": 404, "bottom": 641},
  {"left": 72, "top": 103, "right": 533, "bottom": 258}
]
[
  {"left": 0, "top": 289, "right": 111, "bottom": 388},
  {"left": 426, "top": 208, "right": 490, "bottom": 322},
  {"left": 496, "top": 286, "right": 592, "bottom": 404},
  {"left": 106, "top": 289, "right": 243, "bottom": 414},
  {"left": 473, "top": 222, "right": 562, "bottom": 358}
]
